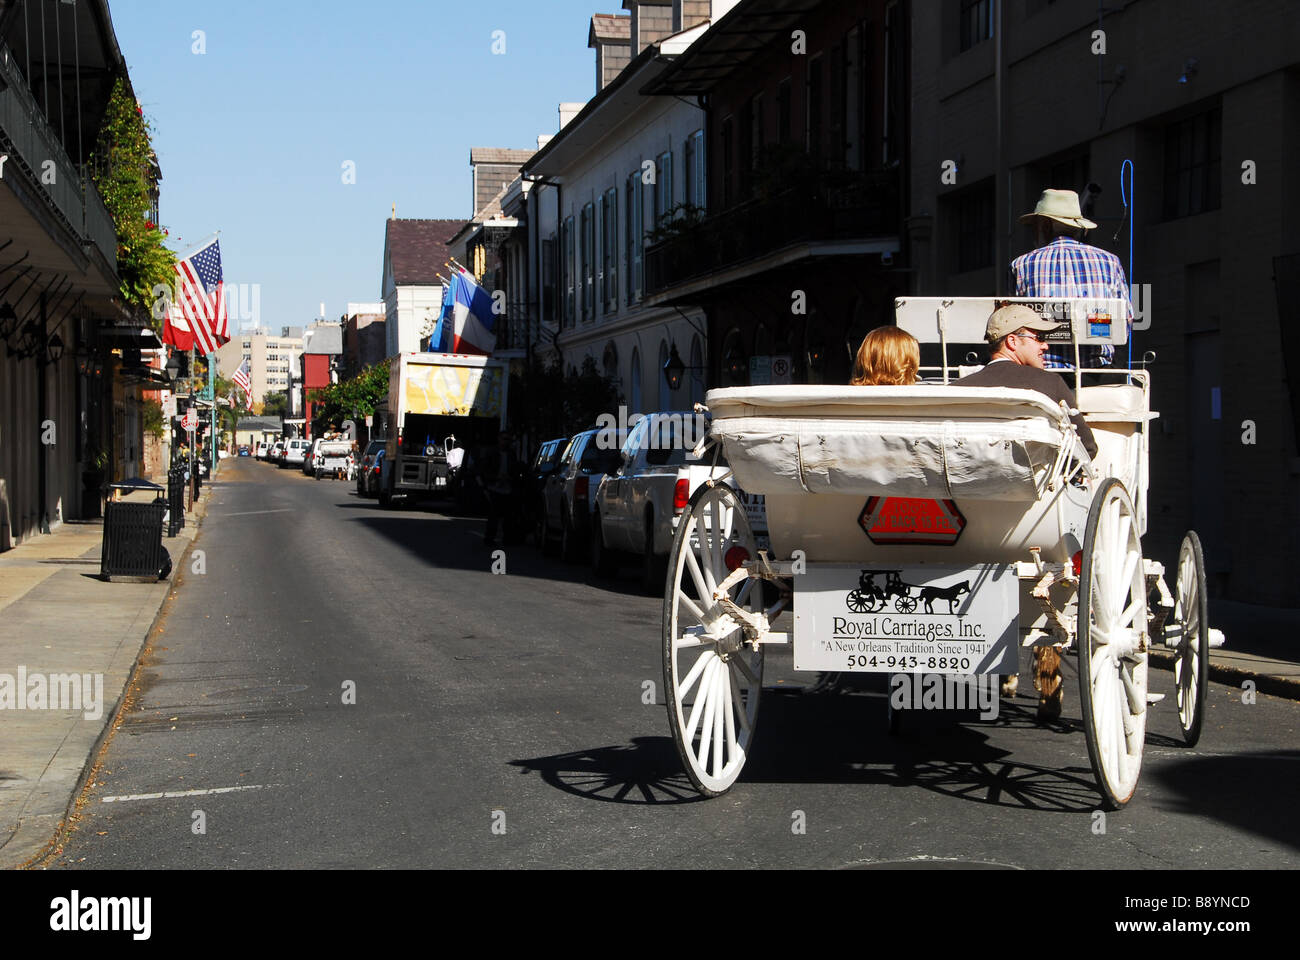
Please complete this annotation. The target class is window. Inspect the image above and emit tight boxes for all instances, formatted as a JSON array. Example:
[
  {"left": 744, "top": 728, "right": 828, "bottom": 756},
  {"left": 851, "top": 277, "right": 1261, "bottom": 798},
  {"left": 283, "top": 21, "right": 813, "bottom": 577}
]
[
  {"left": 844, "top": 27, "right": 862, "bottom": 171},
  {"left": 629, "top": 347, "right": 642, "bottom": 414},
  {"left": 542, "top": 234, "right": 556, "bottom": 324},
  {"left": 684, "top": 130, "right": 706, "bottom": 210},
  {"left": 721, "top": 117, "right": 735, "bottom": 208},
  {"left": 749, "top": 93, "right": 765, "bottom": 170},
  {"left": 884, "top": 2, "right": 904, "bottom": 165},
  {"left": 654, "top": 151, "right": 673, "bottom": 230},
  {"left": 659, "top": 341, "right": 673, "bottom": 410},
  {"left": 777, "top": 78, "right": 792, "bottom": 146},
  {"left": 581, "top": 202, "right": 595, "bottom": 321},
  {"left": 601, "top": 187, "right": 618, "bottom": 313},
  {"left": 625, "top": 172, "right": 643, "bottom": 304},
  {"left": 1163, "top": 107, "right": 1221, "bottom": 220},
  {"left": 829, "top": 44, "right": 844, "bottom": 164},
  {"left": 562, "top": 215, "right": 575, "bottom": 328},
  {"left": 959, "top": 0, "right": 993, "bottom": 52},
  {"left": 806, "top": 55, "right": 824, "bottom": 159},
  {"left": 954, "top": 182, "right": 994, "bottom": 273}
]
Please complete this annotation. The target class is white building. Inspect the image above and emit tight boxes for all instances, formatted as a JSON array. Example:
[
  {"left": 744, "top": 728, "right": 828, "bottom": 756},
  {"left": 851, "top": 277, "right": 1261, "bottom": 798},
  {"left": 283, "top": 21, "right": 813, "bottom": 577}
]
[
  {"left": 521, "top": 1, "right": 731, "bottom": 412},
  {"left": 380, "top": 219, "right": 462, "bottom": 357}
]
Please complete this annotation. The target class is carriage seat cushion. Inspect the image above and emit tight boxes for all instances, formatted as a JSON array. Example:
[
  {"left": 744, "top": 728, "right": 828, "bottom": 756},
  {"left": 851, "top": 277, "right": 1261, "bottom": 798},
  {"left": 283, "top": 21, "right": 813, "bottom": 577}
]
[
  {"left": 1077, "top": 384, "right": 1151, "bottom": 422},
  {"left": 706, "top": 386, "right": 1085, "bottom": 501}
]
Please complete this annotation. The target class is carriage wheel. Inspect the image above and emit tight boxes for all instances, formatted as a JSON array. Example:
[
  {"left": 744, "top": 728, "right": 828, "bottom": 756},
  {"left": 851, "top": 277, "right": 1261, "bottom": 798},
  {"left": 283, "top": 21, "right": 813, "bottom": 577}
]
[
  {"left": 846, "top": 590, "right": 872, "bottom": 614},
  {"left": 1077, "top": 478, "right": 1149, "bottom": 808},
  {"left": 1174, "top": 531, "right": 1209, "bottom": 746},
  {"left": 895, "top": 595, "right": 918, "bottom": 614},
  {"left": 663, "top": 484, "right": 764, "bottom": 797}
]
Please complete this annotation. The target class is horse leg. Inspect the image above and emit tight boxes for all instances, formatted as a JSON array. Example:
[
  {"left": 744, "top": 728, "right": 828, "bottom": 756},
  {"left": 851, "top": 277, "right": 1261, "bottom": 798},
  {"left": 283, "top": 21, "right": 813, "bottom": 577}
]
[{"left": 1033, "top": 645, "right": 1063, "bottom": 719}]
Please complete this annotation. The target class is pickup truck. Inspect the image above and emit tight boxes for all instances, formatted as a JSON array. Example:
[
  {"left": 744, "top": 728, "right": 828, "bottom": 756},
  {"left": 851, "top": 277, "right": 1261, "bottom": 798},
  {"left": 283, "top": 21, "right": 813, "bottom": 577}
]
[
  {"left": 591, "top": 411, "right": 767, "bottom": 594},
  {"left": 378, "top": 353, "right": 508, "bottom": 507}
]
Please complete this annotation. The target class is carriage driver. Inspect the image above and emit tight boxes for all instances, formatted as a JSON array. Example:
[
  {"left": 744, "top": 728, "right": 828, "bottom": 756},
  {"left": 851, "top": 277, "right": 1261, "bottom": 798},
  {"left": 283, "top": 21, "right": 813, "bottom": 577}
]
[
  {"left": 956, "top": 304, "right": 1098, "bottom": 460},
  {"left": 956, "top": 304, "right": 1096, "bottom": 718}
]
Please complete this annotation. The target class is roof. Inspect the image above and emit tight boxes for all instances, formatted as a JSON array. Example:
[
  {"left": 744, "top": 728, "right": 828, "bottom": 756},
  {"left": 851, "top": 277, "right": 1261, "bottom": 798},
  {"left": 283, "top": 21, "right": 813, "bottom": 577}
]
[
  {"left": 384, "top": 219, "right": 463, "bottom": 286},
  {"left": 303, "top": 324, "right": 343, "bottom": 355},
  {"left": 235, "top": 416, "right": 283, "bottom": 431},
  {"left": 642, "top": 0, "right": 819, "bottom": 96},
  {"left": 589, "top": 13, "right": 630, "bottom": 44},
  {"left": 468, "top": 147, "right": 536, "bottom": 166}
]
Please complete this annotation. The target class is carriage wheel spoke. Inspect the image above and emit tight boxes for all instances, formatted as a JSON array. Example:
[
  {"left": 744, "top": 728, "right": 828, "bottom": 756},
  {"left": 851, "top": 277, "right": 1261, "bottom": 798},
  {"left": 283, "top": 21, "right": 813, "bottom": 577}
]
[
  {"left": 683, "top": 543, "right": 711, "bottom": 605},
  {"left": 683, "top": 656, "right": 718, "bottom": 737},
  {"left": 677, "top": 592, "right": 706, "bottom": 626},
  {"left": 729, "top": 666, "right": 751, "bottom": 734},
  {"left": 731, "top": 653, "right": 759, "bottom": 685},
  {"left": 712, "top": 667, "right": 726, "bottom": 779},
  {"left": 697, "top": 664, "right": 719, "bottom": 770}
]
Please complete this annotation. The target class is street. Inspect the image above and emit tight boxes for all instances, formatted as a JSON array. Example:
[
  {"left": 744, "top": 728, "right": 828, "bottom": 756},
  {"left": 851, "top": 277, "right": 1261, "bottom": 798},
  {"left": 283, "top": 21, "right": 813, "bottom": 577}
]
[{"left": 47, "top": 459, "right": 1300, "bottom": 869}]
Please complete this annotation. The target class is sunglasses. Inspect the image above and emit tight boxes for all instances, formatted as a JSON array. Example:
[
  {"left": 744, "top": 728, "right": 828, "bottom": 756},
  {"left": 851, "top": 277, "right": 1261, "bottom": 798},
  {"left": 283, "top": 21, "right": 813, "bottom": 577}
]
[{"left": 1012, "top": 330, "right": 1048, "bottom": 343}]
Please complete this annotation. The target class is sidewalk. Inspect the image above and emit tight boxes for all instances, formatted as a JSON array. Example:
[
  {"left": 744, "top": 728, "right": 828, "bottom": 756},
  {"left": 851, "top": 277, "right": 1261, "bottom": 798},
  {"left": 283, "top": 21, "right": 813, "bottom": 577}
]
[{"left": 0, "top": 476, "right": 214, "bottom": 869}]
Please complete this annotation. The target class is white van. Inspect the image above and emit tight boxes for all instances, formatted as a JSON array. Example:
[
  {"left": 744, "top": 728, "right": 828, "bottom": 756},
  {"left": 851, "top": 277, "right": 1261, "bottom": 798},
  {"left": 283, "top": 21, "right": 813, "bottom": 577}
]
[{"left": 280, "top": 438, "right": 311, "bottom": 468}]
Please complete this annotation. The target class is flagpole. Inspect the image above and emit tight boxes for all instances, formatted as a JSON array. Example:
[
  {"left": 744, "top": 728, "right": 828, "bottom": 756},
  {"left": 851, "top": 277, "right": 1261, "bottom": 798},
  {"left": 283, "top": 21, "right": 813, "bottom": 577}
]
[
  {"left": 188, "top": 345, "right": 196, "bottom": 508},
  {"left": 209, "top": 355, "right": 217, "bottom": 472}
]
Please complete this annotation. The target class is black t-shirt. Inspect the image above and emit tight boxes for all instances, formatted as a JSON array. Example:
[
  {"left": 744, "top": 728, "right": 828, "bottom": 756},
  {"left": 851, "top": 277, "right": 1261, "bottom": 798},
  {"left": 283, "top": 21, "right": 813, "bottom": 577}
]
[{"left": 955, "top": 360, "right": 1098, "bottom": 458}]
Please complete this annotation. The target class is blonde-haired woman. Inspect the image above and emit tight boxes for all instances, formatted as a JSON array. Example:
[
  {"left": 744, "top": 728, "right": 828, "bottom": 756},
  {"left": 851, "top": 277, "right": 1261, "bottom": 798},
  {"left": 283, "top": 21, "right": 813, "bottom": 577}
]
[{"left": 850, "top": 326, "right": 920, "bottom": 386}]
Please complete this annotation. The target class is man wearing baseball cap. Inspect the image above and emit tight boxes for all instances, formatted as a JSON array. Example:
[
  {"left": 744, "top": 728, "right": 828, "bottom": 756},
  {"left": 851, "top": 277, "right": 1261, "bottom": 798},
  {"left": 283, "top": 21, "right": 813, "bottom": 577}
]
[
  {"left": 1011, "top": 188, "right": 1133, "bottom": 371},
  {"left": 958, "top": 304, "right": 1097, "bottom": 717},
  {"left": 956, "top": 303, "right": 1098, "bottom": 459}
]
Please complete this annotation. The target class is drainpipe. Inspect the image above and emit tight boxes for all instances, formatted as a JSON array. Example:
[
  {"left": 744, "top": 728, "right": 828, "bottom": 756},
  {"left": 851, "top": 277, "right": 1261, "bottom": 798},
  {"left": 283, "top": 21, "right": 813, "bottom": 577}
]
[
  {"left": 38, "top": 292, "right": 49, "bottom": 533},
  {"left": 993, "top": 0, "right": 1008, "bottom": 294}
]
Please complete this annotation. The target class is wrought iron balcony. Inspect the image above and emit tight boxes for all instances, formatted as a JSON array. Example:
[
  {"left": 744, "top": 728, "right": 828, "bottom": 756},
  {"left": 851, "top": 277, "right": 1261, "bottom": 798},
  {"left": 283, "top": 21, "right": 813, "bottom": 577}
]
[
  {"left": 0, "top": 39, "right": 117, "bottom": 270},
  {"left": 644, "top": 168, "right": 900, "bottom": 299}
]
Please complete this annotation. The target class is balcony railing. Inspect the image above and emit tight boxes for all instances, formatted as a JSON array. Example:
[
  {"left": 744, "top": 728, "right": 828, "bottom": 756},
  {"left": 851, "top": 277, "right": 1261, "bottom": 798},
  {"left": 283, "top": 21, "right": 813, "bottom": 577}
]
[
  {"left": 0, "top": 40, "right": 117, "bottom": 270},
  {"left": 644, "top": 169, "right": 900, "bottom": 298}
]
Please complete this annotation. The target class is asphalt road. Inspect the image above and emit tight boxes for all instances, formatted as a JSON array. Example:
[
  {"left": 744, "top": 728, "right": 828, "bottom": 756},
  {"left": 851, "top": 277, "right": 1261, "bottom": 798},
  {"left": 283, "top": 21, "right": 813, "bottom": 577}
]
[{"left": 47, "top": 458, "right": 1300, "bottom": 868}]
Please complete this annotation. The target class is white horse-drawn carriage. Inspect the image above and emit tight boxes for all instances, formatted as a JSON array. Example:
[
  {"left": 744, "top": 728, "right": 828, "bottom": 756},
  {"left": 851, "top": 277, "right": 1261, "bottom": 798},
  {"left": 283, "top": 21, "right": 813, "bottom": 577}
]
[{"left": 661, "top": 297, "right": 1223, "bottom": 808}]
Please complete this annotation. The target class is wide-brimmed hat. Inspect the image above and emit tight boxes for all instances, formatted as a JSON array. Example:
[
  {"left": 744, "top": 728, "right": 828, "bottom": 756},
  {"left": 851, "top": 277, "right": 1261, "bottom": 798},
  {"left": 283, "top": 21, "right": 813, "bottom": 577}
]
[
  {"left": 1019, "top": 188, "right": 1097, "bottom": 230},
  {"left": 986, "top": 304, "right": 1059, "bottom": 342}
]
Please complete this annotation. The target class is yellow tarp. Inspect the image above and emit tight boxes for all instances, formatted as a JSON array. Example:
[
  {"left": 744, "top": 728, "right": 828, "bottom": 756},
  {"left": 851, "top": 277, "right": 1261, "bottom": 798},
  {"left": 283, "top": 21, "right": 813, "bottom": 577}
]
[{"left": 403, "top": 363, "right": 504, "bottom": 418}]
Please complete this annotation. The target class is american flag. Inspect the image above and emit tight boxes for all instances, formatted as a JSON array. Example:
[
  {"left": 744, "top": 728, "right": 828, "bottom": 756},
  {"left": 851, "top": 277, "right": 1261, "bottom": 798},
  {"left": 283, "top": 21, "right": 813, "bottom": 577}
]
[
  {"left": 174, "top": 237, "right": 228, "bottom": 356},
  {"left": 232, "top": 357, "right": 253, "bottom": 408}
]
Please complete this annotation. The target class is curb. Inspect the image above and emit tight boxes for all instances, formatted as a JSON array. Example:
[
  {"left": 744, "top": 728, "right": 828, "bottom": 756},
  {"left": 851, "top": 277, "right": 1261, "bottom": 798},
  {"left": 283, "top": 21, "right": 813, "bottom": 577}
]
[
  {"left": 1147, "top": 648, "right": 1300, "bottom": 702},
  {"left": 14, "top": 483, "right": 215, "bottom": 870}
]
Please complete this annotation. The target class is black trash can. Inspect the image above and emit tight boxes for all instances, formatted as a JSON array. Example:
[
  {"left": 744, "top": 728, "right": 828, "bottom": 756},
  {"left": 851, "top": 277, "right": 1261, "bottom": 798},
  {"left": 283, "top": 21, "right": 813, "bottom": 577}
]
[
  {"left": 100, "top": 478, "right": 169, "bottom": 582},
  {"left": 167, "top": 464, "right": 186, "bottom": 537}
]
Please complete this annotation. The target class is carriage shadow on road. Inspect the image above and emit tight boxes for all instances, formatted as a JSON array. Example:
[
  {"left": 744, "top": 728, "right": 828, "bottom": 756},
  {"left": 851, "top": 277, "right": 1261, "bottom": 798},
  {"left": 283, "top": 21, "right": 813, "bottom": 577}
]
[
  {"left": 510, "top": 738, "right": 707, "bottom": 805},
  {"left": 510, "top": 684, "right": 1115, "bottom": 812}
]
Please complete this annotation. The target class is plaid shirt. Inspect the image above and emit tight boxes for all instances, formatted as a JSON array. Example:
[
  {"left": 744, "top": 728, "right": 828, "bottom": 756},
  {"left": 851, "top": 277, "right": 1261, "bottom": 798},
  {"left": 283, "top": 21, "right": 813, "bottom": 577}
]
[{"left": 1010, "top": 237, "right": 1133, "bottom": 369}]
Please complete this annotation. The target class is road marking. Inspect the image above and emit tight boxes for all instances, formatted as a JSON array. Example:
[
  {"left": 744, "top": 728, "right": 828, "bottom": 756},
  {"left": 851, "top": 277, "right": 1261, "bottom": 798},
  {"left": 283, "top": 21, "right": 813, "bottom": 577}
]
[
  {"left": 219, "top": 509, "right": 295, "bottom": 517},
  {"left": 101, "top": 784, "right": 272, "bottom": 803}
]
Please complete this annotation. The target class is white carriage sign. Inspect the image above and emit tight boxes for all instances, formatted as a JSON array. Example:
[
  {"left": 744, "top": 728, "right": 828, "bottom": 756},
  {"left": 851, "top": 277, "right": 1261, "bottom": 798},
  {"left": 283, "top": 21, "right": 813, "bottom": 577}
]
[{"left": 793, "top": 564, "right": 1018, "bottom": 675}]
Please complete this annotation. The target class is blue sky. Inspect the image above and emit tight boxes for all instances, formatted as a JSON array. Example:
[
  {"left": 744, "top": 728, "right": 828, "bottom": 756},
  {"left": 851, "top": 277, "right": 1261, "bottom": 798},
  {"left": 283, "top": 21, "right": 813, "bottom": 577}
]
[{"left": 110, "top": 0, "right": 599, "bottom": 331}]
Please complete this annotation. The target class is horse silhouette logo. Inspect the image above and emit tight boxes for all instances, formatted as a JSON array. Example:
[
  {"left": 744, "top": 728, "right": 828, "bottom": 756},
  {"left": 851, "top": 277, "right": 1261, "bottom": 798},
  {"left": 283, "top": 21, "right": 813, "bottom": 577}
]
[{"left": 918, "top": 580, "right": 971, "bottom": 614}]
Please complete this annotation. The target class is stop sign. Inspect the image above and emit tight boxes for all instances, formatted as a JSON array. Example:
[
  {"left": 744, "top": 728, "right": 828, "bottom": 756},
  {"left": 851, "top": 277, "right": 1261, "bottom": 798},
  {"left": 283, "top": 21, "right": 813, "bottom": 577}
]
[{"left": 858, "top": 497, "right": 966, "bottom": 546}]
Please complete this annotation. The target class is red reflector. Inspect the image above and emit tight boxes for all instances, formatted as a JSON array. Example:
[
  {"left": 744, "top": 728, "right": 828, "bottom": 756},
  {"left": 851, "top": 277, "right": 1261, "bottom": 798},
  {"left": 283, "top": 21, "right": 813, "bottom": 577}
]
[
  {"left": 575, "top": 476, "right": 588, "bottom": 499},
  {"left": 724, "top": 546, "right": 750, "bottom": 571},
  {"left": 673, "top": 478, "right": 689, "bottom": 512},
  {"left": 1072, "top": 550, "right": 1083, "bottom": 577}
]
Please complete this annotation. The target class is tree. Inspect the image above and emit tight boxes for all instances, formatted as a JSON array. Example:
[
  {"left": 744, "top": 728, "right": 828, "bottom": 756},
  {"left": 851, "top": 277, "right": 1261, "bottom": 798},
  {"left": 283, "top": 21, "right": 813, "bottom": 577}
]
[
  {"left": 89, "top": 78, "right": 176, "bottom": 324},
  {"left": 308, "top": 359, "right": 391, "bottom": 431},
  {"left": 262, "top": 391, "right": 288, "bottom": 419}
]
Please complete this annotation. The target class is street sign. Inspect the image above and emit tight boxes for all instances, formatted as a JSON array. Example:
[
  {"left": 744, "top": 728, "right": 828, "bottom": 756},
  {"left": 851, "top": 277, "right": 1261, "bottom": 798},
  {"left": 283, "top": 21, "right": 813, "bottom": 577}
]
[
  {"left": 858, "top": 497, "right": 966, "bottom": 546},
  {"left": 770, "top": 355, "right": 792, "bottom": 384},
  {"left": 182, "top": 409, "right": 197, "bottom": 431},
  {"left": 749, "top": 355, "right": 772, "bottom": 385}
]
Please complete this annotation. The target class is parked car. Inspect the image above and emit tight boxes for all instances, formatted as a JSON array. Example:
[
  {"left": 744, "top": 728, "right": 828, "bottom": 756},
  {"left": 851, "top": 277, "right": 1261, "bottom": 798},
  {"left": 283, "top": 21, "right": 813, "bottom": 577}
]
[
  {"left": 255, "top": 441, "right": 269, "bottom": 460},
  {"left": 280, "top": 438, "right": 311, "bottom": 468},
  {"left": 540, "top": 428, "right": 623, "bottom": 562},
  {"left": 589, "top": 412, "right": 715, "bottom": 591},
  {"left": 303, "top": 438, "right": 324, "bottom": 475},
  {"left": 238, "top": 445, "right": 250, "bottom": 457},
  {"left": 268, "top": 440, "right": 285, "bottom": 463},
  {"left": 526, "top": 437, "right": 568, "bottom": 546},
  {"left": 356, "top": 441, "right": 386, "bottom": 497}
]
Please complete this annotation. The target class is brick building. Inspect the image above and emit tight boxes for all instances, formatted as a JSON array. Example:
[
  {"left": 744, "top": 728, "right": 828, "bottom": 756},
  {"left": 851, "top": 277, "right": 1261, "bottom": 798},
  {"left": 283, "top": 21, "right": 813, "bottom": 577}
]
[{"left": 906, "top": 0, "right": 1300, "bottom": 605}]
